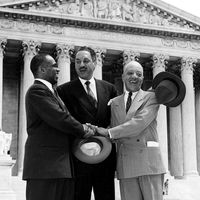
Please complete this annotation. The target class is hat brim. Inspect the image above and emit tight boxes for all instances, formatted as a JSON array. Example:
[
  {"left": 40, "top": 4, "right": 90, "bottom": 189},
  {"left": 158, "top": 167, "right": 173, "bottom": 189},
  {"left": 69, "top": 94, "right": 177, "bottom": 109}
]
[
  {"left": 152, "top": 72, "right": 186, "bottom": 107},
  {"left": 73, "top": 136, "right": 112, "bottom": 164}
]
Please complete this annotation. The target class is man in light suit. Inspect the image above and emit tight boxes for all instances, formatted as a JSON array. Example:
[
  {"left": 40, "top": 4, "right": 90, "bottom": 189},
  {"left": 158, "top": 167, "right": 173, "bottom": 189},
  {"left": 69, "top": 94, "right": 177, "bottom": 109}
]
[
  {"left": 22, "top": 54, "right": 94, "bottom": 200},
  {"left": 57, "top": 46, "right": 117, "bottom": 200},
  {"left": 96, "top": 60, "right": 166, "bottom": 200}
]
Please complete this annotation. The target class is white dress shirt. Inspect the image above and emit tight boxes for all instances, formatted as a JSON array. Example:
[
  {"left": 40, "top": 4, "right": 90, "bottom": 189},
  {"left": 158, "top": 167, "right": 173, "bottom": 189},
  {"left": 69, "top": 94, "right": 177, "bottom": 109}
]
[
  {"left": 35, "top": 78, "right": 54, "bottom": 93},
  {"left": 79, "top": 77, "right": 98, "bottom": 101},
  {"left": 124, "top": 90, "right": 138, "bottom": 107}
]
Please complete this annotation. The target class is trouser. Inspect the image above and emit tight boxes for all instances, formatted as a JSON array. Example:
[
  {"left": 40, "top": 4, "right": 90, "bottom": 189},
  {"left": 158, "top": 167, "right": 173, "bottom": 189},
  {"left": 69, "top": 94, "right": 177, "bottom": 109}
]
[
  {"left": 26, "top": 178, "right": 74, "bottom": 200},
  {"left": 74, "top": 175, "right": 115, "bottom": 200},
  {"left": 119, "top": 174, "right": 164, "bottom": 200}
]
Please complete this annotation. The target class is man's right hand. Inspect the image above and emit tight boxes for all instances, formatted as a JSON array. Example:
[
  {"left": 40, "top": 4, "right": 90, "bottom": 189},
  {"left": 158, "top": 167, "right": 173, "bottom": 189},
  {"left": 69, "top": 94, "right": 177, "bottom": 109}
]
[
  {"left": 83, "top": 124, "right": 95, "bottom": 138},
  {"left": 96, "top": 127, "right": 109, "bottom": 138}
]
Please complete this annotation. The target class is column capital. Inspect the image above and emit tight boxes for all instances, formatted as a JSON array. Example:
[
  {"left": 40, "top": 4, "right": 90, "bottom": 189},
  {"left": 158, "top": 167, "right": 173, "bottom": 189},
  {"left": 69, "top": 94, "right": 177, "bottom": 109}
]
[
  {"left": 0, "top": 38, "right": 7, "bottom": 57},
  {"left": 92, "top": 47, "right": 106, "bottom": 66},
  {"left": 181, "top": 57, "right": 197, "bottom": 74},
  {"left": 22, "top": 40, "right": 41, "bottom": 57},
  {"left": 123, "top": 50, "right": 140, "bottom": 65},
  {"left": 56, "top": 44, "right": 74, "bottom": 62},
  {"left": 152, "top": 53, "right": 169, "bottom": 70}
]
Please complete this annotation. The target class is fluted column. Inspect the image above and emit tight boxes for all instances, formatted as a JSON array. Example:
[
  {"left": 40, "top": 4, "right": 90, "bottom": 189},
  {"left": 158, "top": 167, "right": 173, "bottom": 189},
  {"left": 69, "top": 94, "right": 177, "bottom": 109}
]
[
  {"left": 0, "top": 39, "right": 6, "bottom": 130},
  {"left": 93, "top": 47, "right": 106, "bottom": 80},
  {"left": 181, "top": 57, "right": 198, "bottom": 176},
  {"left": 123, "top": 50, "right": 140, "bottom": 66},
  {"left": 169, "top": 106, "right": 184, "bottom": 178},
  {"left": 195, "top": 88, "right": 200, "bottom": 174},
  {"left": 18, "top": 40, "right": 41, "bottom": 174},
  {"left": 152, "top": 54, "right": 169, "bottom": 171},
  {"left": 56, "top": 44, "right": 74, "bottom": 85}
]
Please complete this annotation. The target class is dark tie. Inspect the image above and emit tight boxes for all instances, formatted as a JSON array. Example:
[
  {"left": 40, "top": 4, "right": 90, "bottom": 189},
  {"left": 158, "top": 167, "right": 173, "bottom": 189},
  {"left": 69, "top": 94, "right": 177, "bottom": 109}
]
[
  {"left": 85, "top": 81, "right": 97, "bottom": 108},
  {"left": 126, "top": 92, "right": 132, "bottom": 113}
]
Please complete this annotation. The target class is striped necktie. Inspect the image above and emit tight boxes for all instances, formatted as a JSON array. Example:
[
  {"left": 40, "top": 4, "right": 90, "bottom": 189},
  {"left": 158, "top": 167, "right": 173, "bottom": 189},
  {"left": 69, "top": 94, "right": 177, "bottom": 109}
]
[{"left": 126, "top": 92, "right": 132, "bottom": 113}]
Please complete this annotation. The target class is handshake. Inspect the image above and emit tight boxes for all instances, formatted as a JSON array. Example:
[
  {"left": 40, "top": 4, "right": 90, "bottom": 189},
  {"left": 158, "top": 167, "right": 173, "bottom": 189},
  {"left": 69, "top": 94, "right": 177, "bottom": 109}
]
[{"left": 83, "top": 123, "right": 110, "bottom": 139}]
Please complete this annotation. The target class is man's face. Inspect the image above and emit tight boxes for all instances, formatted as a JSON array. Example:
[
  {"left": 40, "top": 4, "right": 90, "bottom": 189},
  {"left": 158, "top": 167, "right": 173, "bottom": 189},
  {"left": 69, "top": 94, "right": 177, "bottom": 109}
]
[
  {"left": 122, "top": 61, "right": 144, "bottom": 92},
  {"left": 75, "top": 50, "right": 96, "bottom": 80},
  {"left": 43, "top": 55, "right": 60, "bottom": 85}
]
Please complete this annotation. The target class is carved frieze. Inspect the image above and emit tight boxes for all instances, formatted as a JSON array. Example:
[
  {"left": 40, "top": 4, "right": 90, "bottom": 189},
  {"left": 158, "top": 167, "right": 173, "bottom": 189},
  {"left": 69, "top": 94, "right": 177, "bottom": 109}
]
[
  {"left": 5, "top": 0, "right": 198, "bottom": 32},
  {"left": 0, "top": 19, "right": 15, "bottom": 29},
  {"left": 162, "top": 39, "right": 200, "bottom": 51}
]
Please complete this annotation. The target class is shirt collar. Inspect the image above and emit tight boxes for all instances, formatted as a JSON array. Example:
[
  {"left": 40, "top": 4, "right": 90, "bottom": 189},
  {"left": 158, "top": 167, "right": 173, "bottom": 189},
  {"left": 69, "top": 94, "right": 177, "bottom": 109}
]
[
  {"left": 124, "top": 90, "right": 138, "bottom": 96},
  {"left": 35, "top": 78, "right": 54, "bottom": 92},
  {"left": 124, "top": 90, "right": 138, "bottom": 101},
  {"left": 79, "top": 77, "right": 95, "bottom": 86}
]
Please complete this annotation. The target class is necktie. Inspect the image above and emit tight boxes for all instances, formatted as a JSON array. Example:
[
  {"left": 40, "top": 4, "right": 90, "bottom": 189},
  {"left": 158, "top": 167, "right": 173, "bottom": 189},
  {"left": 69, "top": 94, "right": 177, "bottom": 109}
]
[
  {"left": 85, "top": 81, "right": 97, "bottom": 108},
  {"left": 126, "top": 92, "right": 132, "bottom": 113}
]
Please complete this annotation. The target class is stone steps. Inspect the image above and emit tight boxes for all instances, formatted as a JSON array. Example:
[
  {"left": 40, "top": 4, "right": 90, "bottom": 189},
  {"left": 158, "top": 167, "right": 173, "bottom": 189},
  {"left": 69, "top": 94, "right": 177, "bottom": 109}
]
[{"left": 10, "top": 175, "right": 200, "bottom": 200}]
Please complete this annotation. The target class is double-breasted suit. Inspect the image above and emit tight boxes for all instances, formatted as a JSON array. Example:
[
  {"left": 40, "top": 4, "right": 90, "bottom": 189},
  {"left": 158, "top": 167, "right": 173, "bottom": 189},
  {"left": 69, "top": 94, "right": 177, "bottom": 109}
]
[
  {"left": 57, "top": 78, "right": 117, "bottom": 200},
  {"left": 23, "top": 80, "right": 86, "bottom": 180},
  {"left": 109, "top": 89, "right": 166, "bottom": 200}
]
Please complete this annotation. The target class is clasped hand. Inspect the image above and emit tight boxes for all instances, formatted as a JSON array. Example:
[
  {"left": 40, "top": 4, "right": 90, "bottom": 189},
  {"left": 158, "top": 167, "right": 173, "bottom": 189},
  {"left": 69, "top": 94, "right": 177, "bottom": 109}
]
[{"left": 83, "top": 123, "right": 109, "bottom": 138}]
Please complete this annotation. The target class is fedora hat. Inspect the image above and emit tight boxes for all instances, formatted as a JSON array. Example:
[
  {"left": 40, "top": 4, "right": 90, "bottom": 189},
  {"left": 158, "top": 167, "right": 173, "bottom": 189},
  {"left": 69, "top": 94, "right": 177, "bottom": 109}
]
[
  {"left": 152, "top": 71, "right": 186, "bottom": 107},
  {"left": 73, "top": 136, "right": 112, "bottom": 164}
]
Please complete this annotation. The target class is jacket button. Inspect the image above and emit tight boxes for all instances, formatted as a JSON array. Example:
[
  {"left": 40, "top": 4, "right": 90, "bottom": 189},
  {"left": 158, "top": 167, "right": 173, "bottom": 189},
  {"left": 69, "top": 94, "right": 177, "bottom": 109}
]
[{"left": 137, "top": 139, "right": 140, "bottom": 142}]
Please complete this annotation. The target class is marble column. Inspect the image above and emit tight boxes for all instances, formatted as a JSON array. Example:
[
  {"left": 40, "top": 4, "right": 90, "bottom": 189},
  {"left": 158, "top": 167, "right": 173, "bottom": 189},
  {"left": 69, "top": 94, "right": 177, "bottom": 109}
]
[
  {"left": 56, "top": 44, "right": 74, "bottom": 85},
  {"left": 169, "top": 106, "right": 184, "bottom": 178},
  {"left": 0, "top": 39, "right": 16, "bottom": 200},
  {"left": 181, "top": 57, "right": 198, "bottom": 176},
  {"left": 123, "top": 50, "right": 140, "bottom": 66},
  {"left": 195, "top": 88, "right": 200, "bottom": 174},
  {"left": 93, "top": 47, "right": 106, "bottom": 80},
  {"left": 18, "top": 40, "right": 41, "bottom": 174},
  {"left": 152, "top": 54, "right": 169, "bottom": 171},
  {"left": 0, "top": 39, "right": 6, "bottom": 130}
]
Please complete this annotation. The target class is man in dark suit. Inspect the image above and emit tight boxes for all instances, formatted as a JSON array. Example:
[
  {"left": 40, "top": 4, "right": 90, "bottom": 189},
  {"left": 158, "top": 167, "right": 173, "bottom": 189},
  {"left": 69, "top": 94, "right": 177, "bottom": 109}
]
[
  {"left": 57, "top": 46, "right": 117, "bottom": 200},
  {"left": 22, "top": 54, "right": 94, "bottom": 200}
]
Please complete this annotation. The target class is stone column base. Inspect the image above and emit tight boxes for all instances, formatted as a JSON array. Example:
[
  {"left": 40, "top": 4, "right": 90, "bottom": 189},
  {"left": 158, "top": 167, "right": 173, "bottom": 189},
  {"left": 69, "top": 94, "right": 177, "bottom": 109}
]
[{"left": 0, "top": 155, "right": 16, "bottom": 200}]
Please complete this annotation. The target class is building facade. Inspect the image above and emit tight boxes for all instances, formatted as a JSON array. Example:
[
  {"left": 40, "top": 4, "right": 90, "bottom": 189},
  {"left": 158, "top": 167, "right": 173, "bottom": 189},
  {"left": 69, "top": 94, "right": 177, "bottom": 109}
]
[{"left": 0, "top": 0, "right": 200, "bottom": 179}]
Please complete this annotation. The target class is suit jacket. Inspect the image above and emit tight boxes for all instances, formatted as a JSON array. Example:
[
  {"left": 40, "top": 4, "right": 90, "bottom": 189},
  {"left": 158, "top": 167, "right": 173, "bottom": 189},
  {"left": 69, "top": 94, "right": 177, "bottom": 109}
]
[
  {"left": 57, "top": 78, "right": 117, "bottom": 177},
  {"left": 109, "top": 89, "right": 166, "bottom": 179},
  {"left": 22, "top": 80, "right": 86, "bottom": 180}
]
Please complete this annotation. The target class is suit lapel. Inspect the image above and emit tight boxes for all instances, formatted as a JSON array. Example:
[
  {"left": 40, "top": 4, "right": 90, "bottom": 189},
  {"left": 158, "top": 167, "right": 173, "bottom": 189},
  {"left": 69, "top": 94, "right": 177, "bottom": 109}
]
[
  {"left": 113, "top": 95, "right": 127, "bottom": 124},
  {"left": 34, "top": 80, "right": 66, "bottom": 111},
  {"left": 126, "top": 89, "right": 144, "bottom": 119},
  {"left": 53, "top": 89, "right": 67, "bottom": 110},
  {"left": 96, "top": 80, "right": 106, "bottom": 113},
  {"left": 73, "top": 79, "right": 97, "bottom": 116}
]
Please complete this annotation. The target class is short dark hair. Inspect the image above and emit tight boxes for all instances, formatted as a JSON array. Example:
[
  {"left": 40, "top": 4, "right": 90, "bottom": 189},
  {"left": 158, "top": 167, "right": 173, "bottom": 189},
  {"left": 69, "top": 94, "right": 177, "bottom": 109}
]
[
  {"left": 76, "top": 46, "right": 96, "bottom": 62},
  {"left": 30, "top": 54, "right": 48, "bottom": 77}
]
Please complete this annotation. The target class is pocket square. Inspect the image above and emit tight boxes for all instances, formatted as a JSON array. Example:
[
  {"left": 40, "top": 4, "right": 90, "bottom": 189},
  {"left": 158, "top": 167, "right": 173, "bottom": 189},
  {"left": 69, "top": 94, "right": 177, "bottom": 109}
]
[
  {"left": 147, "top": 141, "right": 159, "bottom": 147},
  {"left": 107, "top": 99, "right": 113, "bottom": 106}
]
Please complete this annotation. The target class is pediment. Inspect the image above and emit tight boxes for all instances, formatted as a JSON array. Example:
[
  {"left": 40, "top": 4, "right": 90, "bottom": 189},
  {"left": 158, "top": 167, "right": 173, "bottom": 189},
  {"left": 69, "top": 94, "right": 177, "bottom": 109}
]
[{"left": 1, "top": 0, "right": 200, "bottom": 33}]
